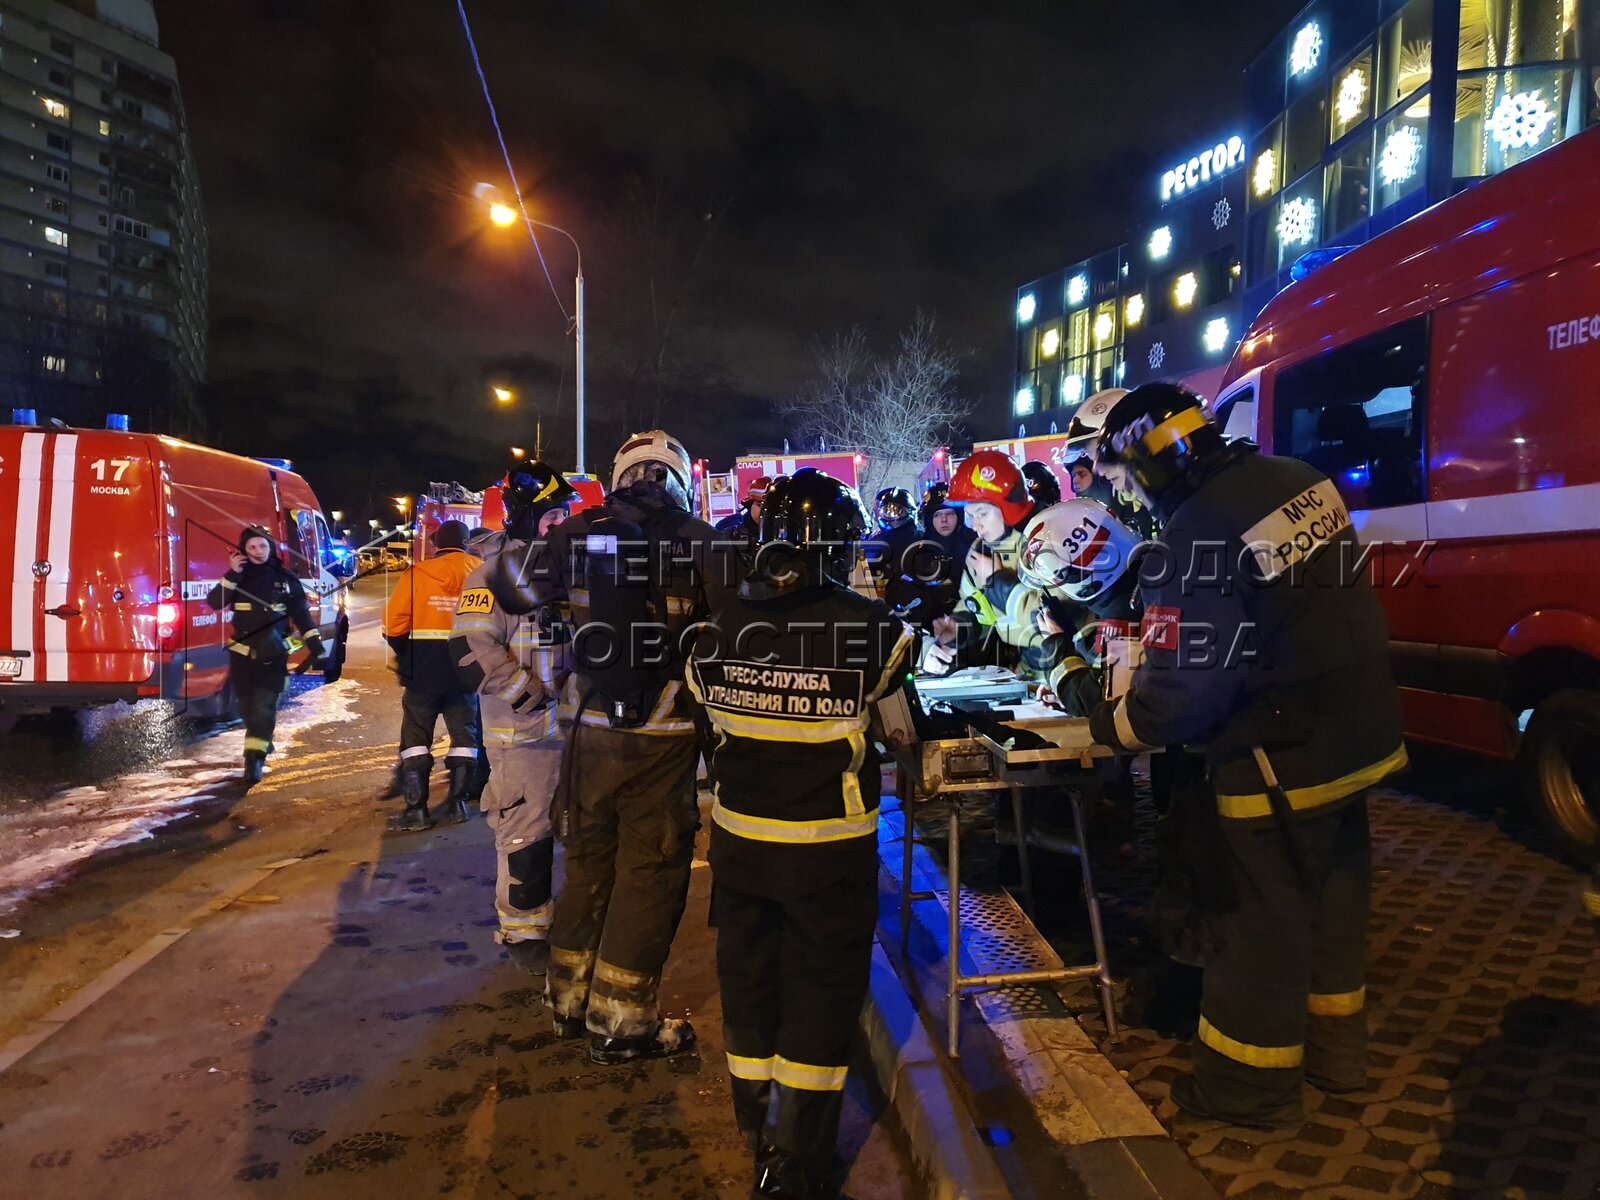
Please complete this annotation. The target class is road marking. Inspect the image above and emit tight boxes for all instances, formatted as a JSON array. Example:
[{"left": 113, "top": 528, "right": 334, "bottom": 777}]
[{"left": 0, "top": 856, "right": 304, "bottom": 1075}]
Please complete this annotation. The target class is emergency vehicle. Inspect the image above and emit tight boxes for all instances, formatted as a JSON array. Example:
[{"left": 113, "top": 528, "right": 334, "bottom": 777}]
[
  {"left": 1, "top": 419, "right": 348, "bottom": 718},
  {"left": 1211, "top": 127, "right": 1600, "bottom": 860},
  {"left": 732, "top": 450, "right": 862, "bottom": 501},
  {"left": 414, "top": 483, "right": 485, "bottom": 561},
  {"left": 476, "top": 472, "right": 605, "bottom": 531}
]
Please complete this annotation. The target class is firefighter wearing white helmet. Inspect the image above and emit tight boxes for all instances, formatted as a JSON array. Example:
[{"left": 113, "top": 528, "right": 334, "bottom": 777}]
[
  {"left": 1018, "top": 499, "right": 1147, "bottom": 714},
  {"left": 488, "top": 428, "right": 738, "bottom": 1064},
  {"left": 1066, "top": 388, "right": 1159, "bottom": 539}
]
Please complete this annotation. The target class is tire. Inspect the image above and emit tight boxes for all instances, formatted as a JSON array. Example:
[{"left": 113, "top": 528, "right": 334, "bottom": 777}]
[
  {"left": 182, "top": 680, "right": 236, "bottom": 724},
  {"left": 318, "top": 618, "right": 348, "bottom": 684},
  {"left": 1519, "top": 687, "right": 1600, "bottom": 864}
]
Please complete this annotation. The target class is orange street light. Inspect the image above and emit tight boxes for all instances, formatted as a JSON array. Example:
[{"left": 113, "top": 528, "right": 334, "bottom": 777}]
[
  {"left": 492, "top": 385, "right": 515, "bottom": 404},
  {"left": 510, "top": 446, "right": 526, "bottom": 459},
  {"left": 488, "top": 201, "right": 517, "bottom": 227}
]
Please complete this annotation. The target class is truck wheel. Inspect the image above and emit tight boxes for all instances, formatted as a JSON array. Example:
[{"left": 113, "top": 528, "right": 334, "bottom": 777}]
[
  {"left": 1520, "top": 688, "right": 1600, "bottom": 863},
  {"left": 319, "top": 620, "right": 348, "bottom": 684}
]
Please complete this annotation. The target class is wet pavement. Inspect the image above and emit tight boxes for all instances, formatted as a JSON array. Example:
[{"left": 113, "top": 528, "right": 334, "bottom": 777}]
[
  {"left": 925, "top": 753, "right": 1600, "bottom": 1200},
  {"left": 0, "top": 585, "right": 918, "bottom": 1199}
]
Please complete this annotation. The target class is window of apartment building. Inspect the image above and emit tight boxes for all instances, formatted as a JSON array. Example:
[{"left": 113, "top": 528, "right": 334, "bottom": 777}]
[
  {"left": 42, "top": 96, "right": 70, "bottom": 120},
  {"left": 45, "top": 196, "right": 68, "bottom": 215},
  {"left": 120, "top": 98, "right": 144, "bottom": 118},
  {"left": 100, "top": 89, "right": 112, "bottom": 105},
  {"left": 50, "top": 37, "right": 74, "bottom": 59},
  {"left": 40, "top": 290, "right": 67, "bottom": 316},
  {"left": 48, "top": 68, "right": 71, "bottom": 88},
  {"left": 98, "top": 118, "right": 111, "bottom": 137},
  {"left": 98, "top": 243, "right": 111, "bottom": 261},
  {"left": 98, "top": 152, "right": 110, "bottom": 167},
  {"left": 97, "top": 213, "right": 108, "bottom": 227},
  {"left": 42, "top": 355, "right": 68, "bottom": 375},
  {"left": 97, "top": 182, "right": 109, "bottom": 197},
  {"left": 47, "top": 132, "right": 70, "bottom": 152},
  {"left": 44, "top": 226, "right": 69, "bottom": 247},
  {"left": 93, "top": 302, "right": 107, "bottom": 321},
  {"left": 46, "top": 163, "right": 69, "bottom": 184},
  {"left": 101, "top": 58, "right": 115, "bottom": 76},
  {"left": 118, "top": 185, "right": 135, "bottom": 206},
  {"left": 96, "top": 272, "right": 109, "bottom": 291},
  {"left": 113, "top": 215, "right": 149, "bottom": 239},
  {"left": 44, "top": 261, "right": 68, "bottom": 281}
]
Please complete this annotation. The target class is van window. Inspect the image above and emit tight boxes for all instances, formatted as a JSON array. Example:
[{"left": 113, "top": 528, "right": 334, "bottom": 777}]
[
  {"left": 289, "top": 510, "right": 321, "bottom": 577},
  {"left": 1212, "top": 384, "right": 1257, "bottom": 442},
  {"left": 1273, "top": 317, "right": 1428, "bottom": 509}
]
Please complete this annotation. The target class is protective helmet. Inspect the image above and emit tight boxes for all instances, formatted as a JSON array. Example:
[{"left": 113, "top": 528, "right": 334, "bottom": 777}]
[
  {"left": 757, "top": 467, "right": 867, "bottom": 586},
  {"left": 919, "top": 481, "right": 957, "bottom": 531},
  {"left": 1021, "top": 461, "right": 1062, "bottom": 509},
  {"left": 948, "top": 449, "right": 1031, "bottom": 528},
  {"left": 1096, "top": 383, "right": 1225, "bottom": 500},
  {"left": 611, "top": 429, "right": 693, "bottom": 493},
  {"left": 503, "top": 460, "right": 577, "bottom": 538},
  {"left": 874, "top": 487, "right": 913, "bottom": 530},
  {"left": 744, "top": 475, "right": 773, "bottom": 504},
  {"left": 1065, "top": 388, "right": 1129, "bottom": 447},
  {"left": 1019, "top": 499, "right": 1144, "bottom": 604}
]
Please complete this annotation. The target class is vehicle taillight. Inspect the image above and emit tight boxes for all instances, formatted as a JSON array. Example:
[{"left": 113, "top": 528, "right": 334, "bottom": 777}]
[{"left": 156, "top": 601, "right": 179, "bottom": 644}]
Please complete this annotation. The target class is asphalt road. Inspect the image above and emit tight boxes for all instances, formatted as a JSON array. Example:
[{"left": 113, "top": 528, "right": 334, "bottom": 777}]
[{"left": 0, "top": 581, "right": 920, "bottom": 1199}]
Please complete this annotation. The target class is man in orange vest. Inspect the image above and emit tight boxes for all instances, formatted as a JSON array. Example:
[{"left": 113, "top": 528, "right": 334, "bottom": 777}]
[{"left": 384, "top": 520, "right": 482, "bottom": 830}]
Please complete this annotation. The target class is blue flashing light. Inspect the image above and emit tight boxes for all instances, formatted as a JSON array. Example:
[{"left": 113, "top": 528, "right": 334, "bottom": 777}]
[
  {"left": 106, "top": 413, "right": 130, "bottom": 432},
  {"left": 1344, "top": 465, "right": 1371, "bottom": 488},
  {"left": 11, "top": 408, "right": 38, "bottom": 425},
  {"left": 254, "top": 457, "right": 294, "bottom": 471},
  {"left": 1290, "top": 246, "right": 1359, "bottom": 283}
]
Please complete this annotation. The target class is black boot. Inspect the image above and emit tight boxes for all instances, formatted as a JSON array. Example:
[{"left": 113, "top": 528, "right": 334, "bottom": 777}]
[
  {"left": 442, "top": 761, "right": 474, "bottom": 825},
  {"left": 378, "top": 760, "right": 404, "bottom": 801},
  {"left": 392, "top": 763, "right": 433, "bottom": 833},
  {"left": 589, "top": 1017, "right": 697, "bottom": 1065},
  {"left": 242, "top": 750, "right": 266, "bottom": 785},
  {"left": 751, "top": 1145, "right": 838, "bottom": 1199}
]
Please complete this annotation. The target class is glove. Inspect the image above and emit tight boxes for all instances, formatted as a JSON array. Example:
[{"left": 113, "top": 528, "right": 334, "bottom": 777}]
[{"left": 510, "top": 682, "right": 550, "bottom": 715}]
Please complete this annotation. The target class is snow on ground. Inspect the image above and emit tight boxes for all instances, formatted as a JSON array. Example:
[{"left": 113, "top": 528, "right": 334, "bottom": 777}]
[{"left": 0, "top": 678, "right": 367, "bottom": 918}]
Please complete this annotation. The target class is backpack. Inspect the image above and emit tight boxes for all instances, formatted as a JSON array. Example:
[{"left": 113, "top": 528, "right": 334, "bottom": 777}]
[{"left": 573, "top": 505, "right": 693, "bottom": 726}]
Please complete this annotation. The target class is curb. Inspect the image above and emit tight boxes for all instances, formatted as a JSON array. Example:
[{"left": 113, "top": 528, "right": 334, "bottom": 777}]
[{"left": 860, "top": 936, "right": 1011, "bottom": 1200}]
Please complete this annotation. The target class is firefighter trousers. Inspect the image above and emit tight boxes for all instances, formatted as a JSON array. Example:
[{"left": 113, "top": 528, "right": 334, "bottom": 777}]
[
  {"left": 714, "top": 869, "right": 877, "bottom": 1172},
  {"left": 398, "top": 689, "right": 481, "bottom": 772},
  {"left": 547, "top": 726, "right": 699, "bottom": 1039},
  {"left": 484, "top": 739, "right": 562, "bottom": 944},
  {"left": 1193, "top": 792, "right": 1371, "bottom": 1124},
  {"left": 230, "top": 654, "right": 288, "bottom": 756}
]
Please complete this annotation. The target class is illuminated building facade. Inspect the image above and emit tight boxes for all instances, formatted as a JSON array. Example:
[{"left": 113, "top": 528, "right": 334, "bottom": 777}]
[{"left": 1013, "top": 0, "right": 1598, "bottom": 437}]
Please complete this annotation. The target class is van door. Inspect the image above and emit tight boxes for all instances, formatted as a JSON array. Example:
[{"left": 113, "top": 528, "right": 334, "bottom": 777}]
[
  {"left": 2, "top": 430, "right": 48, "bottom": 684},
  {"left": 1211, "top": 371, "right": 1261, "bottom": 443}
]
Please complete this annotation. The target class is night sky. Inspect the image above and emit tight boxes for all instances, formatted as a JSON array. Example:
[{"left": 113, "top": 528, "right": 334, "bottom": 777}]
[{"left": 156, "top": 0, "right": 1300, "bottom": 519}]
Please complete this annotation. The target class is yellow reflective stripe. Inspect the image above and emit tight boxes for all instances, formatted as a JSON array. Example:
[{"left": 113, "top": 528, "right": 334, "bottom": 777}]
[
  {"left": 498, "top": 669, "right": 533, "bottom": 703},
  {"left": 869, "top": 627, "right": 916, "bottom": 701},
  {"left": 664, "top": 595, "right": 694, "bottom": 616},
  {"left": 227, "top": 642, "right": 252, "bottom": 655},
  {"left": 233, "top": 601, "right": 254, "bottom": 610},
  {"left": 568, "top": 588, "right": 590, "bottom": 607},
  {"left": 1049, "top": 656, "right": 1089, "bottom": 696},
  {"left": 1113, "top": 696, "right": 1158, "bottom": 752},
  {"left": 712, "top": 798, "right": 876, "bottom": 844},
  {"left": 726, "top": 1053, "right": 775, "bottom": 1082},
  {"left": 706, "top": 708, "right": 867, "bottom": 744},
  {"left": 594, "top": 959, "right": 652, "bottom": 989},
  {"left": 243, "top": 737, "right": 271, "bottom": 752},
  {"left": 1198, "top": 1016, "right": 1303, "bottom": 1068},
  {"left": 842, "top": 731, "right": 867, "bottom": 818},
  {"left": 497, "top": 904, "right": 552, "bottom": 936},
  {"left": 408, "top": 629, "right": 452, "bottom": 640},
  {"left": 1307, "top": 986, "right": 1366, "bottom": 1017},
  {"left": 772, "top": 1056, "right": 847, "bottom": 1092},
  {"left": 1215, "top": 744, "right": 1409, "bottom": 821},
  {"left": 1583, "top": 887, "right": 1600, "bottom": 918},
  {"left": 1142, "top": 404, "right": 1211, "bottom": 454}
]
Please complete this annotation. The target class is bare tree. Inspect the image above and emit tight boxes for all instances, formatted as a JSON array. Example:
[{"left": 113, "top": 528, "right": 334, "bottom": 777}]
[{"left": 780, "top": 313, "right": 970, "bottom": 500}]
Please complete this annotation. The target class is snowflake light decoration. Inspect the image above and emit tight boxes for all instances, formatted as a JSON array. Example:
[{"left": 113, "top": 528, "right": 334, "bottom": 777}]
[
  {"left": 1252, "top": 149, "right": 1277, "bottom": 197},
  {"left": 1062, "top": 375, "right": 1085, "bottom": 404},
  {"left": 1335, "top": 67, "right": 1368, "bottom": 126},
  {"left": 1067, "top": 274, "right": 1089, "bottom": 307},
  {"left": 1379, "top": 126, "right": 1422, "bottom": 186},
  {"left": 1017, "top": 293, "right": 1037, "bottom": 324},
  {"left": 1148, "top": 342, "right": 1166, "bottom": 371},
  {"left": 1289, "top": 21, "right": 1323, "bottom": 76},
  {"left": 1093, "top": 312, "right": 1115, "bottom": 344},
  {"left": 1487, "top": 89, "right": 1556, "bottom": 152},
  {"left": 1212, "top": 198, "right": 1232, "bottom": 231},
  {"left": 1173, "top": 272, "right": 1199, "bottom": 308},
  {"left": 1148, "top": 225, "right": 1173, "bottom": 260},
  {"left": 1278, "top": 196, "right": 1317, "bottom": 247},
  {"left": 1202, "top": 318, "right": 1232, "bottom": 355},
  {"left": 1123, "top": 294, "right": 1145, "bottom": 326}
]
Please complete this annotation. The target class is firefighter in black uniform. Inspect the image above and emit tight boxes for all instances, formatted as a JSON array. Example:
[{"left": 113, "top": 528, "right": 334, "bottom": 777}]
[
  {"left": 1088, "top": 383, "right": 1407, "bottom": 1128},
  {"left": 687, "top": 469, "right": 914, "bottom": 1199},
  {"left": 207, "top": 526, "right": 325, "bottom": 783}
]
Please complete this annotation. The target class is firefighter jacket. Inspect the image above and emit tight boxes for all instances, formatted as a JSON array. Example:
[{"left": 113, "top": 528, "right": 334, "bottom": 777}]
[
  {"left": 494, "top": 482, "right": 739, "bottom": 736},
  {"left": 686, "top": 580, "right": 915, "bottom": 897},
  {"left": 863, "top": 521, "right": 921, "bottom": 583},
  {"left": 451, "top": 541, "right": 570, "bottom": 746},
  {"left": 384, "top": 548, "right": 476, "bottom": 693},
  {"left": 1040, "top": 591, "right": 1141, "bottom": 716},
  {"left": 1090, "top": 449, "right": 1407, "bottom": 824},
  {"left": 207, "top": 554, "right": 319, "bottom": 663}
]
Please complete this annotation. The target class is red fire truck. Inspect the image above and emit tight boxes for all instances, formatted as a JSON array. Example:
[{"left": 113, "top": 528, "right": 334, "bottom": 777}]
[
  {"left": 1212, "top": 128, "right": 1600, "bottom": 859},
  {"left": 2, "top": 420, "right": 347, "bottom": 718}
]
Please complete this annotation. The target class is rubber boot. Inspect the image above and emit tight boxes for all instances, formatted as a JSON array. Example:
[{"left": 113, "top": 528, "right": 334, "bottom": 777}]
[
  {"left": 589, "top": 1017, "right": 697, "bottom": 1066},
  {"left": 394, "top": 763, "right": 434, "bottom": 832},
  {"left": 242, "top": 750, "right": 266, "bottom": 786},
  {"left": 442, "top": 761, "right": 474, "bottom": 825},
  {"left": 751, "top": 1145, "right": 838, "bottom": 1199}
]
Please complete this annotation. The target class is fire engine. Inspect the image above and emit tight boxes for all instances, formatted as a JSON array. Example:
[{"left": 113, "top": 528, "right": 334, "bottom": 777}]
[
  {"left": 1212, "top": 127, "right": 1600, "bottom": 860},
  {"left": 2, "top": 417, "right": 348, "bottom": 718}
]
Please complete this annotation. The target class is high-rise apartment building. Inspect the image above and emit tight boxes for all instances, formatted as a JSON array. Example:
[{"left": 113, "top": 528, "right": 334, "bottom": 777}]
[{"left": 0, "top": 0, "right": 207, "bottom": 433}]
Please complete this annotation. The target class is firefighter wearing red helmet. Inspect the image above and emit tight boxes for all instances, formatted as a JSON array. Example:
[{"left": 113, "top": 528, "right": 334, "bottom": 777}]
[
  {"left": 922, "top": 449, "right": 1045, "bottom": 674},
  {"left": 1088, "top": 382, "right": 1406, "bottom": 1129}
]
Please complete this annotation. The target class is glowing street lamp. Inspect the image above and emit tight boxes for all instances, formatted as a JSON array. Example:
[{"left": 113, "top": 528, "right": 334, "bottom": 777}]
[
  {"left": 510, "top": 446, "right": 527, "bottom": 459},
  {"left": 492, "top": 385, "right": 515, "bottom": 404},
  {"left": 394, "top": 495, "right": 411, "bottom": 517},
  {"left": 475, "top": 182, "right": 588, "bottom": 472}
]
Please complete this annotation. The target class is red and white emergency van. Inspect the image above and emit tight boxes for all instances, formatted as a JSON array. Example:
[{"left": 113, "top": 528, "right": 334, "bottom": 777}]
[
  {"left": 733, "top": 451, "right": 862, "bottom": 500},
  {"left": 1212, "top": 127, "right": 1600, "bottom": 859},
  {"left": 1, "top": 421, "right": 348, "bottom": 718}
]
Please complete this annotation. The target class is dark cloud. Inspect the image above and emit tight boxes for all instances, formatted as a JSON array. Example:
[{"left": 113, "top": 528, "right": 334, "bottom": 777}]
[{"left": 157, "top": 0, "right": 1302, "bottom": 515}]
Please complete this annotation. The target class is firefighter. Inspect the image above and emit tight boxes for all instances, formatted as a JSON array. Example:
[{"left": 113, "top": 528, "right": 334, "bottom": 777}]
[
  {"left": 451, "top": 462, "right": 575, "bottom": 975},
  {"left": 918, "top": 481, "right": 976, "bottom": 573},
  {"left": 686, "top": 468, "right": 914, "bottom": 1199},
  {"left": 1087, "top": 382, "right": 1407, "bottom": 1128},
  {"left": 1021, "top": 460, "right": 1062, "bottom": 509},
  {"left": 207, "top": 526, "right": 325, "bottom": 784},
  {"left": 717, "top": 475, "right": 771, "bottom": 542},
  {"left": 490, "top": 429, "right": 737, "bottom": 1062},
  {"left": 383, "top": 519, "right": 482, "bottom": 831},
  {"left": 863, "top": 487, "right": 920, "bottom": 585}
]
